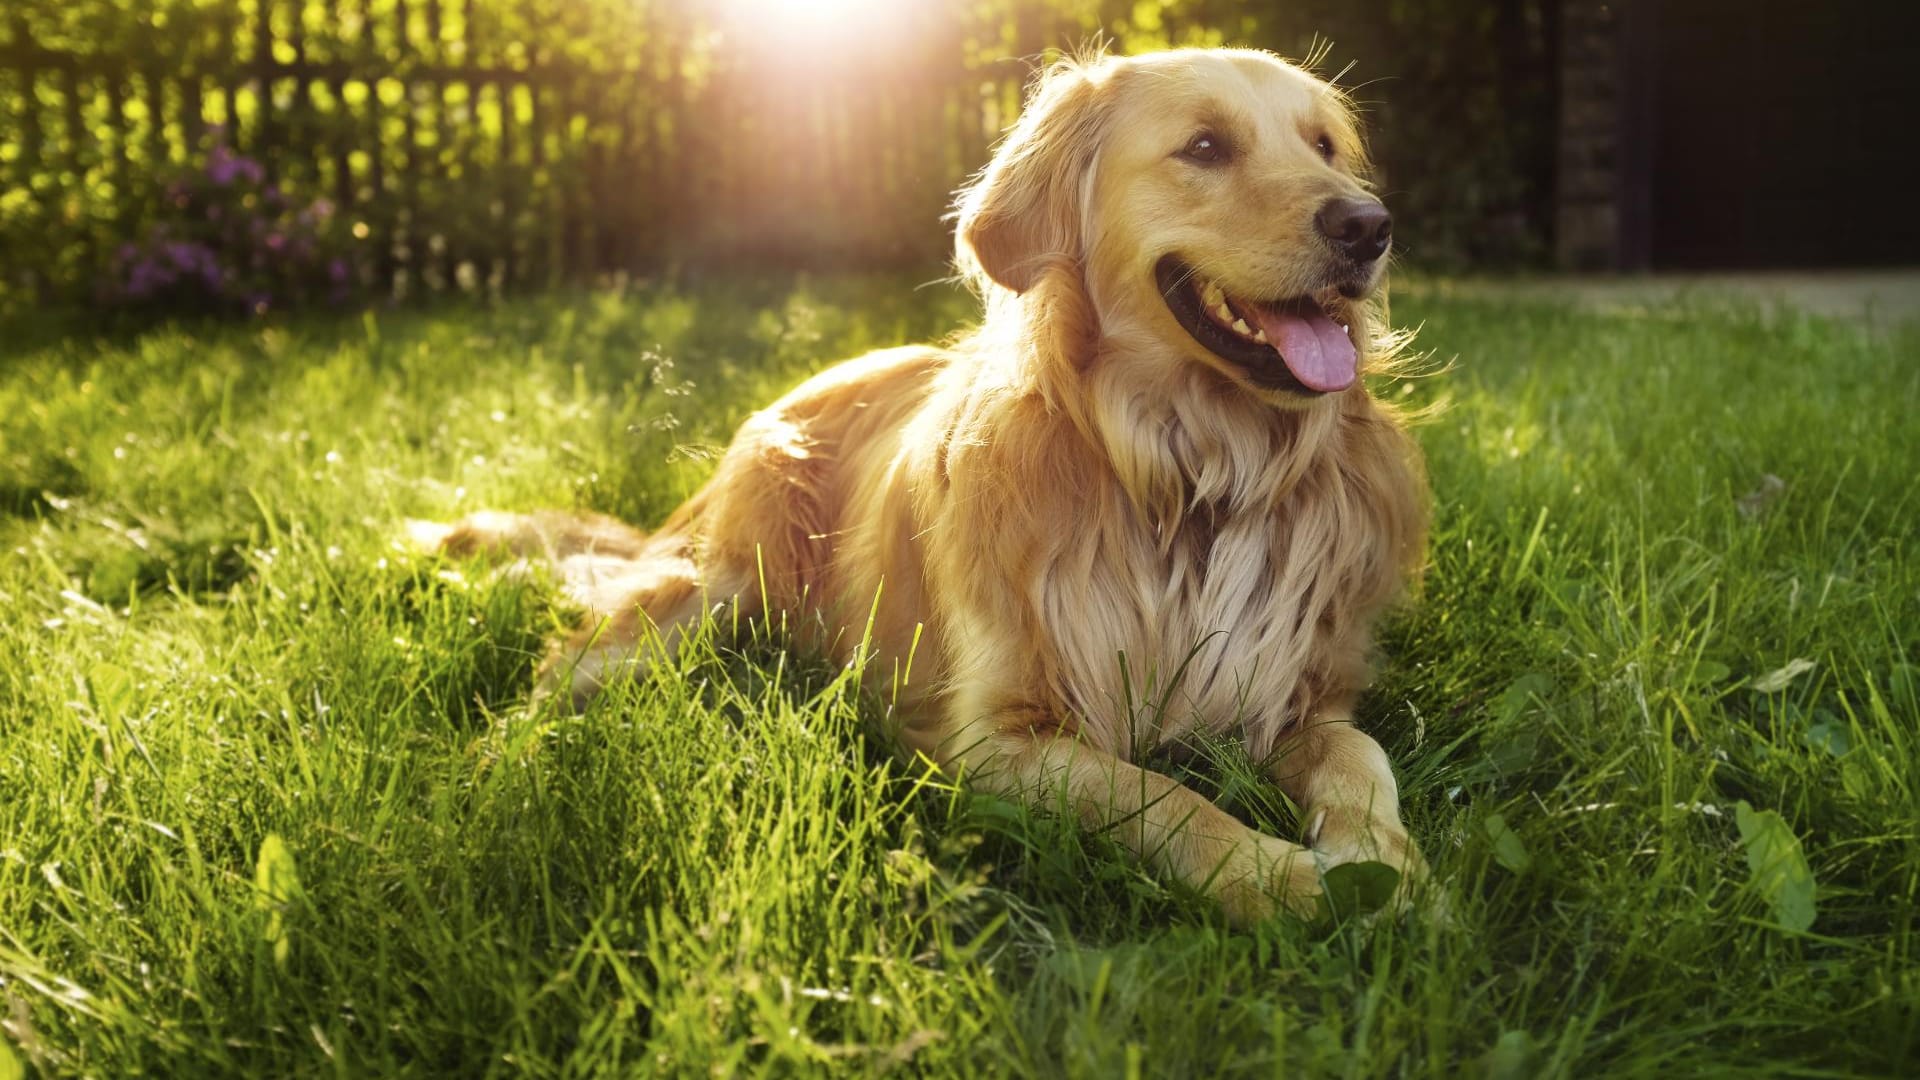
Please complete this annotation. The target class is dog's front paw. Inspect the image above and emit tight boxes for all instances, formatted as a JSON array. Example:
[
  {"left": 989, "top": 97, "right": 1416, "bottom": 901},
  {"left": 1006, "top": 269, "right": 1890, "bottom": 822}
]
[
  {"left": 1305, "top": 809, "right": 1430, "bottom": 919},
  {"left": 1213, "top": 834, "right": 1325, "bottom": 927}
]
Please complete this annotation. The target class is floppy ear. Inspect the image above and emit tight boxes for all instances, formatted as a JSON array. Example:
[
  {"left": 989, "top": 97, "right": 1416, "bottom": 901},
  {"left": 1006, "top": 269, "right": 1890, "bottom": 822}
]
[{"left": 954, "top": 60, "right": 1111, "bottom": 294}]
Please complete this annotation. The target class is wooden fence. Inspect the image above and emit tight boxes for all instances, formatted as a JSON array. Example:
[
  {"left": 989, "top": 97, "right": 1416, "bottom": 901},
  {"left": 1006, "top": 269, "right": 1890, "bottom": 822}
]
[
  {"left": 0, "top": 1, "right": 1565, "bottom": 310},
  {"left": 0, "top": 0, "right": 1125, "bottom": 308}
]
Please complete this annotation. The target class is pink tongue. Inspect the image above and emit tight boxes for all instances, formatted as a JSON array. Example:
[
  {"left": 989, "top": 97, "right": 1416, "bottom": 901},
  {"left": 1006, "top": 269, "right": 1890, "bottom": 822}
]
[{"left": 1248, "top": 304, "right": 1357, "bottom": 392}]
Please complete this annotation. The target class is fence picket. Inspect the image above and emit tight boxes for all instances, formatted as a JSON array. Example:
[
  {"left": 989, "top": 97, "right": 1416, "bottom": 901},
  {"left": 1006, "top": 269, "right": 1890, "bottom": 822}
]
[
  {"left": 496, "top": 77, "right": 516, "bottom": 286},
  {"left": 14, "top": 21, "right": 41, "bottom": 181},
  {"left": 253, "top": 0, "right": 276, "bottom": 154}
]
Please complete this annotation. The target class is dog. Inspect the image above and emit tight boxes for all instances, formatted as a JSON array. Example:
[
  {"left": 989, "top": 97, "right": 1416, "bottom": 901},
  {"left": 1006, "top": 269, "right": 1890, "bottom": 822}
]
[{"left": 416, "top": 47, "right": 1430, "bottom": 925}]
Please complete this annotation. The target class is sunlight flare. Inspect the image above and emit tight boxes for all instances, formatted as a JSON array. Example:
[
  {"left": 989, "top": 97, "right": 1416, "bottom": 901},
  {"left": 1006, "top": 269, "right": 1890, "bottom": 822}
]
[{"left": 721, "top": 0, "right": 889, "bottom": 41}]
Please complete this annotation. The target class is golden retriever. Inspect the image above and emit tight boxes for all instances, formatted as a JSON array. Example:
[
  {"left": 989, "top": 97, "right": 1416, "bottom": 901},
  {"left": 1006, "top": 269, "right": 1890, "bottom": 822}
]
[{"left": 416, "top": 47, "right": 1429, "bottom": 924}]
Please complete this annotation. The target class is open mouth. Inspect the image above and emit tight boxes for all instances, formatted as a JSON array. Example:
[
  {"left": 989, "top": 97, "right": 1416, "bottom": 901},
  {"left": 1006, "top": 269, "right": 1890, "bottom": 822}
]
[{"left": 1154, "top": 257, "right": 1359, "bottom": 395}]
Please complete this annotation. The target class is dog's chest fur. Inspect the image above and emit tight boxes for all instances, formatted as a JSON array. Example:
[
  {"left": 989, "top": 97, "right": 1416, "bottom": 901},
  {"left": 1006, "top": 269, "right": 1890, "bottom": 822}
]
[
  {"left": 1033, "top": 418, "right": 1387, "bottom": 761},
  {"left": 1040, "top": 502, "right": 1320, "bottom": 757}
]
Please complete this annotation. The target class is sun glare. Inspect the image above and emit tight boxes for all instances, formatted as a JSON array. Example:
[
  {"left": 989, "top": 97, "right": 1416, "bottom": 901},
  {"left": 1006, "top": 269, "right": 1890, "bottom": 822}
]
[{"left": 724, "top": 0, "right": 885, "bottom": 38}]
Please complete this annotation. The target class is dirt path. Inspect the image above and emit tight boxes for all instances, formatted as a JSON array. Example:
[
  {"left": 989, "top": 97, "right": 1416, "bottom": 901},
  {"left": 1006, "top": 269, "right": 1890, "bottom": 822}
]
[{"left": 1409, "top": 270, "right": 1920, "bottom": 335}]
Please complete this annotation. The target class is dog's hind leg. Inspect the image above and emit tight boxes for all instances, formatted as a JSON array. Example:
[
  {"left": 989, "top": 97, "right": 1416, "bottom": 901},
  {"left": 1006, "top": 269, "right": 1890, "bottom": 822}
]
[
  {"left": 533, "top": 540, "right": 758, "bottom": 712},
  {"left": 409, "top": 508, "right": 664, "bottom": 609},
  {"left": 408, "top": 509, "right": 651, "bottom": 564},
  {"left": 409, "top": 509, "right": 719, "bottom": 708}
]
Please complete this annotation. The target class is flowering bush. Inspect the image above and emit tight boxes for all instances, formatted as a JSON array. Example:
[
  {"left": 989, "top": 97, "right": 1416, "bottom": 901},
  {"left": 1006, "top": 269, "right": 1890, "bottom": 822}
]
[{"left": 109, "top": 137, "right": 361, "bottom": 315}]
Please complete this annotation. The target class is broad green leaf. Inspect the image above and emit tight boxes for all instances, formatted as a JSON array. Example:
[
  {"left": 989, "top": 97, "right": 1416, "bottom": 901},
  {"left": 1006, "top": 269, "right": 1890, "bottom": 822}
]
[
  {"left": 1749, "top": 658, "right": 1815, "bottom": 694},
  {"left": 1485, "top": 730, "right": 1541, "bottom": 778},
  {"left": 87, "top": 661, "right": 134, "bottom": 718},
  {"left": 1802, "top": 718, "right": 1853, "bottom": 758},
  {"left": 1483, "top": 812, "right": 1532, "bottom": 873},
  {"left": 1734, "top": 802, "right": 1816, "bottom": 932},
  {"left": 1483, "top": 1029, "right": 1535, "bottom": 1080},
  {"left": 0, "top": 1037, "right": 22, "bottom": 1080},
  {"left": 1319, "top": 861, "right": 1400, "bottom": 921},
  {"left": 1691, "top": 660, "right": 1732, "bottom": 685},
  {"left": 964, "top": 795, "right": 1029, "bottom": 832},
  {"left": 1496, "top": 673, "right": 1556, "bottom": 725},
  {"left": 254, "top": 833, "right": 303, "bottom": 965}
]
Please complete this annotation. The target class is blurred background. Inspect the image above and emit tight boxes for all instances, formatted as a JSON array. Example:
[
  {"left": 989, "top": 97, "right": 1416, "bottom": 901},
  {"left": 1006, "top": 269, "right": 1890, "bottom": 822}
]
[{"left": 1, "top": 0, "right": 1914, "bottom": 319}]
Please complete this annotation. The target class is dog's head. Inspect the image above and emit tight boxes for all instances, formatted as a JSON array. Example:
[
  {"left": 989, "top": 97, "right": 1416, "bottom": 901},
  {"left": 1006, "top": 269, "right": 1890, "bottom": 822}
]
[{"left": 955, "top": 49, "right": 1389, "bottom": 404}]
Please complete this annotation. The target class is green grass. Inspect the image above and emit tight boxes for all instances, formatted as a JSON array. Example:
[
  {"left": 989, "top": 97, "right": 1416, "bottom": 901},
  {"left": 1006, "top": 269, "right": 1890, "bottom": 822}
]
[{"left": 1, "top": 275, "right": 1916, "bottom": 1077}]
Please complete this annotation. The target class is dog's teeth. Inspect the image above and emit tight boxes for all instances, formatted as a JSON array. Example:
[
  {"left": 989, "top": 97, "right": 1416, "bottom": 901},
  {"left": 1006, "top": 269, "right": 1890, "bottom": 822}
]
[
  {"left": 1232, "top": 318, "right": 1254, "bottom": 337},
  {"left": 1212, "top": 303, "right": 1234, "bottom": 324},
  {"left": 1251, "top": 328, "right": 1268, "bottom": 343},
  {"left": 1202, "top": 281, "right": 1226, "bottom": 306}
]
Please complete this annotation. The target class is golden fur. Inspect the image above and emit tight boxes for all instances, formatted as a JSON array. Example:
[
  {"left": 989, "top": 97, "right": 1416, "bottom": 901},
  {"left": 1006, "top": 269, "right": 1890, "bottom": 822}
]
[{"left": 417, "top": 48, "right": 1431, "bottom": 924}]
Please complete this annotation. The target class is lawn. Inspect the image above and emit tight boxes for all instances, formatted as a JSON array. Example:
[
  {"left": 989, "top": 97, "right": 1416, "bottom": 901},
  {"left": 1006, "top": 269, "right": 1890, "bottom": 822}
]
[{"left": 1, "top": 276, "right": 1915, "bottom": 1077}]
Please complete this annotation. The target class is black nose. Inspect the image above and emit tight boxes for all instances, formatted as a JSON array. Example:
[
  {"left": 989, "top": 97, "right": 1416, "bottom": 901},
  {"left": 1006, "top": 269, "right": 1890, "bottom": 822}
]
[{"left": 1316, "top": 197, "right": 1392, "bottom": 263}]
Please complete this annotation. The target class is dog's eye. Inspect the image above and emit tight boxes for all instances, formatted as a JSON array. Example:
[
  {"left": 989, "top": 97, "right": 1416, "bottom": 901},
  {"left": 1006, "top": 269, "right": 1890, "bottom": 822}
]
[
  {"left": 1179, "top": 132, "right": 1228, "bottom": 165},
  {"left": 1315, "top": 134, "right": 1335, "bottom": 162}
]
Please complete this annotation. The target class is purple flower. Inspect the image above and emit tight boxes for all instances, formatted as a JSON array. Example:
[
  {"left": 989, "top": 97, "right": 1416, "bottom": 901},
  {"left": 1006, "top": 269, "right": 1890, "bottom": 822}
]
[
  {"left": 207, "top": 145, "right": 266, "bottom": 186},
  {"left": 115, "top": 238, "right": 228, "bottom": 303},
  {"left": 160, "top": 241, "right": 220, "bottom": 280},
  {"left": 108, "top": 141, "right": 360, "bottom": 311},
  {"left": 126, "top": 257, "right": 177, "bottom": 299},
  {"left": 207, "top": 145, "right": 240, "bottom": 185}
]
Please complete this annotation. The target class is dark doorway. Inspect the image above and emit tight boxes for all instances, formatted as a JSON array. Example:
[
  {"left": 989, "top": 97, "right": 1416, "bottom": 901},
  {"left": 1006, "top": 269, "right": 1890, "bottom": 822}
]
[{"left": 1633, "top": 0, "right": 1920, "bottom": 269}]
